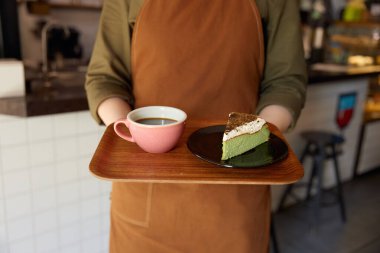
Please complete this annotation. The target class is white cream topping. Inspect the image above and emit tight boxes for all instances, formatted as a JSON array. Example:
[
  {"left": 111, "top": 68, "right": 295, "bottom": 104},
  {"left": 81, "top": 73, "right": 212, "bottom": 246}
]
[{"left": 223, "top": 118, "right": 266, "bottom": 141}]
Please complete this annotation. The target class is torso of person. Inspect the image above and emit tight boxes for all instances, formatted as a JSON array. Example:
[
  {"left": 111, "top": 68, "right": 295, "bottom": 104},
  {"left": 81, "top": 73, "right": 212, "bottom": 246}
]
[{"left": 110, "top": 1, "right": 270, "bottom": 252}]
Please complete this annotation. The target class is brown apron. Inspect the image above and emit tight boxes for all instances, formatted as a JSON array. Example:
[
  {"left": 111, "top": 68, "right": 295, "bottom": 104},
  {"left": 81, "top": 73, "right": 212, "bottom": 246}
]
[{"left": 110, "top": 0, "right": 269, "bottom": 252}]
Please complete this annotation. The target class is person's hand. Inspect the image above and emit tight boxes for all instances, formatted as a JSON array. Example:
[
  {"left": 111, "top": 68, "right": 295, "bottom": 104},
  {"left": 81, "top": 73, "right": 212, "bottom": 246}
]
[
  {"left": 258, "top": 105, "right": 292, "bottom": 133},
  {"left": 98, "top": 97, "right": 132, "bottom": 126}
]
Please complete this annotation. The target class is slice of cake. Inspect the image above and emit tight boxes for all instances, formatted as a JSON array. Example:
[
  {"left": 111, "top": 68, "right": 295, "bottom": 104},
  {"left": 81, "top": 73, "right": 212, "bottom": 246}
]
[{"left": 221, "top": 112, "right": 270, "bottom": 160}]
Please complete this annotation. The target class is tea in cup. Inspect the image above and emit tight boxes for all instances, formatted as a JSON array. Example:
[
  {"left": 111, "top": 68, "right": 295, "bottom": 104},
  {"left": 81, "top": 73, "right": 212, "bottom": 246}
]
[{"left": 113, "top": 106, "right": 187, "bottom": 153}]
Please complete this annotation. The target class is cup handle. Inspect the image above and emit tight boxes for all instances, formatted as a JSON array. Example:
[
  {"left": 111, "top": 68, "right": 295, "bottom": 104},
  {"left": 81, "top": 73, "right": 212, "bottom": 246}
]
[{"left": 114, "top": 119, "right": 135, "bottom": 142}]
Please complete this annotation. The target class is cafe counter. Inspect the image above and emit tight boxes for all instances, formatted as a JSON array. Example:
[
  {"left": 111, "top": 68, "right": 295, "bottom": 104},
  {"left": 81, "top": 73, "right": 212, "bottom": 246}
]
[{"left": 0, "top": 64, "right": 379, "bottom": 117}]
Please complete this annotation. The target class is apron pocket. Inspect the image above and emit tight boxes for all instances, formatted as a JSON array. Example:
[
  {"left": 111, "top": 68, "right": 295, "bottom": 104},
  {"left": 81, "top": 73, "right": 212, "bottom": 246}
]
[{"left": 111, "top": 182, "right": 153, "bottom": 228}]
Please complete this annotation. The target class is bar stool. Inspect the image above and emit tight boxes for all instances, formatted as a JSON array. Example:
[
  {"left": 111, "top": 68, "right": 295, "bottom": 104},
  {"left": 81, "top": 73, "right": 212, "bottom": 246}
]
[
  {"left": 277, "top": 130, "right": 347, "bottom": 226},
  {"left": 270, "top": 213, "right": 280, "bottom": 253}
]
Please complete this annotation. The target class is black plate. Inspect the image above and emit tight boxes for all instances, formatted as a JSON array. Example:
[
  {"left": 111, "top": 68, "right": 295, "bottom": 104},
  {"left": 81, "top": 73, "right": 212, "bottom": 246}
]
[{"left": 187, "top": 125, "right": 288, "bottom": 168}]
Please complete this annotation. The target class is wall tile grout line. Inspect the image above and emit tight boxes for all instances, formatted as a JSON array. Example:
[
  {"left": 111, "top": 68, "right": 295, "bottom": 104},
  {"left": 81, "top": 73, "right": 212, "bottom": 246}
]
[
  {"left": 27, "top": 116, "right": 46, "bottom": 253},
  {"left": 76, "top": 111, "right": 84, "bottom": 253},
  {"left": 54, "top": 114, "right": 68, "bottom": 252},
  {"left": 0, "top": 135, "right": 10, "bottom": 253}
]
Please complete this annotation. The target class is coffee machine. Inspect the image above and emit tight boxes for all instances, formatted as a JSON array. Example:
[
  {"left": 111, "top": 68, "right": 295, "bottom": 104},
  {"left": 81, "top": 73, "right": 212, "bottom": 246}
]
[{"left": 43, "top": 23, "right": 83, "bottom": 72}]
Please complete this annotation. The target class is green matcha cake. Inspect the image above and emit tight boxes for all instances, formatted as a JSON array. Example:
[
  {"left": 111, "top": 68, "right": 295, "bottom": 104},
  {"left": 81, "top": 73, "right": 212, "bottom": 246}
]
[{"left": 221, "top": 112, "right": 270, "bottom": 160}]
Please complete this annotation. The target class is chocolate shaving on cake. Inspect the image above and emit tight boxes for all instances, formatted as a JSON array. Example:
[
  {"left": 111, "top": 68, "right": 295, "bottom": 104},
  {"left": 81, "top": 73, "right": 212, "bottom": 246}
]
[{"left": 224, "top": 112, "right": 259, "bottom": 133}]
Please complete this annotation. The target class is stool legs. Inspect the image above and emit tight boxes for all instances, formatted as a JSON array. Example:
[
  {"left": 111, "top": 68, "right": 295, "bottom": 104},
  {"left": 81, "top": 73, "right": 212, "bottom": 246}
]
[
  {"left": 310, "top": 144, "right": 325, "bottom": 228},
  {"left": 331, "top": 145, "right": 347, "bottom": 223},
  {"left": 277, "top": 184, "right": 294, "bottom": 212},
  {"left": 270, "top": 214, "right": 280, "bottom": 253},
  {"left": 277, "top": 142, "right": 310, "bottom": 211},
  {"left": 277, "top": 140, "right": 347, "bottom": 227},
  {"left": 305, "top": 157, "right": 318, "bottom": 201}
]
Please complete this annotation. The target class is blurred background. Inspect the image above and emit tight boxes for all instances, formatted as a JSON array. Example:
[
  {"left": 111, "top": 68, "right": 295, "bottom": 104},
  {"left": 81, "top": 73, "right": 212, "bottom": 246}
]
[{"left": 0, "top": 0, "right": 379, "bottom": 253}]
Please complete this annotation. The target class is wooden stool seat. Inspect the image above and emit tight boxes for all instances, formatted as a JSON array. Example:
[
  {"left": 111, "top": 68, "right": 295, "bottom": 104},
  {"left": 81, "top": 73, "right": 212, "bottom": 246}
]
[{"left": 301, "top": 131, "right": 345, "bottom": 145}]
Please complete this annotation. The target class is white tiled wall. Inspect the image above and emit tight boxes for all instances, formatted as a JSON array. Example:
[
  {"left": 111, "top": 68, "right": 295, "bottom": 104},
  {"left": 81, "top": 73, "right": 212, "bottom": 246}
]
[{"left": 0, "top": 111, "right": 110, "bottom": 253}]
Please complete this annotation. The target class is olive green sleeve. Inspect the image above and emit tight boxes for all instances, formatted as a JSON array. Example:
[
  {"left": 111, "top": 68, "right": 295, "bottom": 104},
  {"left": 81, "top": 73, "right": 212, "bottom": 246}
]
[
  {"left": 255, "top": 0, "right": 307, "bottom": 129},
  {"left": 85, "top": 0, "right": 135, "bottom": 124}
]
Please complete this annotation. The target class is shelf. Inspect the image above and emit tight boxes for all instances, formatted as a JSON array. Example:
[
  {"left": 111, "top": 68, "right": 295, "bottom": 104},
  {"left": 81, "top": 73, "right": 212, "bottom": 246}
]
[
  {"left": 0, "top": 86, "right": 88, "bottom": 117},
  {"left": 18, "top": 0, "right": 102, "bottom": 12},
  {"left": 50, "top": 3, "right": 101, "bottom": 10}
]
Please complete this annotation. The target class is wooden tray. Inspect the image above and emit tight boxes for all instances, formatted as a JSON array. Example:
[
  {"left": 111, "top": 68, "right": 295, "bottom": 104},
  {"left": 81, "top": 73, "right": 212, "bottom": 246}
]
[{"left": 89, "top": 120, "right": 304, "bottom": 185}]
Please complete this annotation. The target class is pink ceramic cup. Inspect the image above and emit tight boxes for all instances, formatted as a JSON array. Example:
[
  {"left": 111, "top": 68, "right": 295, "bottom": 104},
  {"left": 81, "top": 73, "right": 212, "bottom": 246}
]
[{"left": 113, "top": 106, "right": 187, "bottom": 153}]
